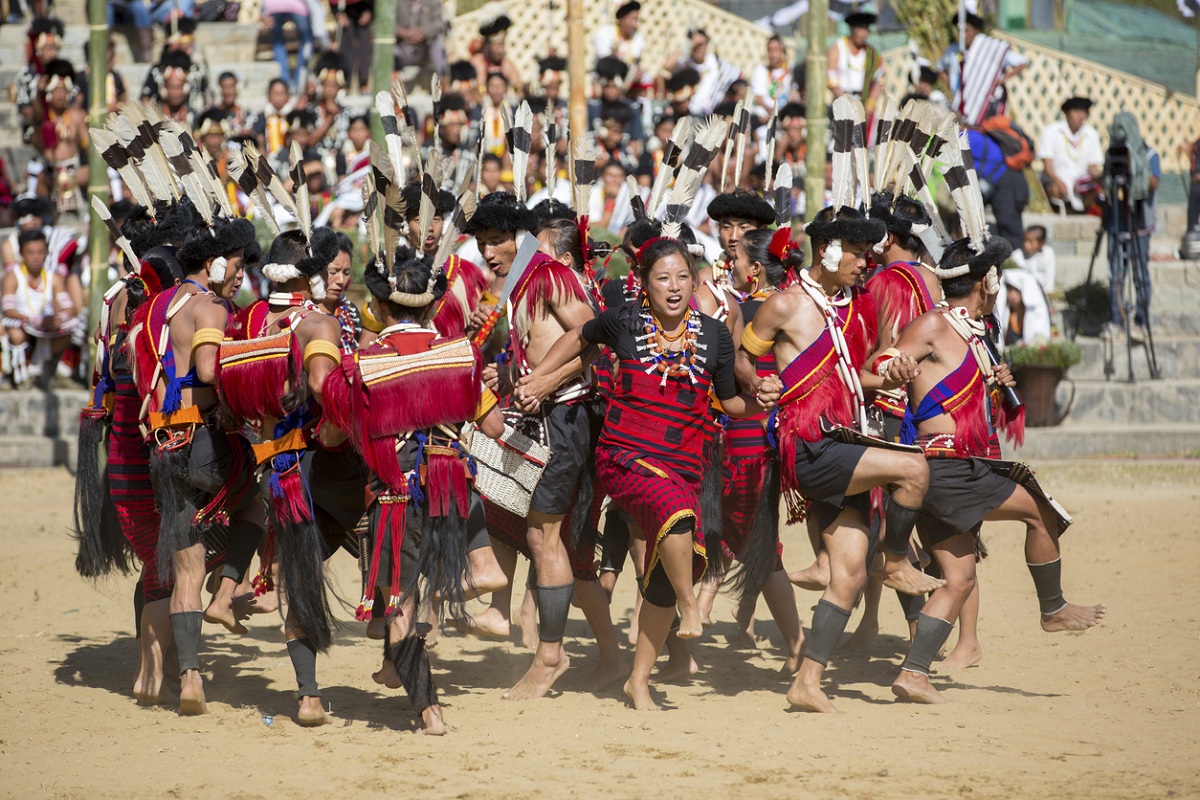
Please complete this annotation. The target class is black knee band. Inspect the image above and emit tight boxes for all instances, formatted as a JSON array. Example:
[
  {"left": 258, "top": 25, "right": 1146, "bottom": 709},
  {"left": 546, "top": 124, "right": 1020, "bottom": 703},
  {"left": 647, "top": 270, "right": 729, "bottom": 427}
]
[
  {"left": 170, "top": 610, "right": 204, "bottom": 675},
  {"left": 900, "top": 613, "right": 954, "bottom": 675},
  {"left": 535, "top": 582, "right": 574, "bottom": 643},
  {"left": 896, "top": 589, "right": 927, "bottom": 622},
  {"left": 642, "top": 567, "right": 676, "bottom": 608},
  {"left": 600, "top": 506, "right": 630, "bottom": 573},
  {"left": 884, "top": 500, "right": 922, "bottom": 557},
  {"left": 287, "top": 637, "right": 320, "bottom": 698},
  {"left": 389, "top": 635, "right": 438, "bottom": 714},
  {"left": 134, "top": 580, "right": 146, "bottom": 638},
  {"left": 220, "top": 520, "right": 263, "bottom": 583},
  {"left": 805, "top": 599, "right": 852, "bottom": 666},
  {"left": 1027, "top": 558, "right": 1066, "bottom": 615}
]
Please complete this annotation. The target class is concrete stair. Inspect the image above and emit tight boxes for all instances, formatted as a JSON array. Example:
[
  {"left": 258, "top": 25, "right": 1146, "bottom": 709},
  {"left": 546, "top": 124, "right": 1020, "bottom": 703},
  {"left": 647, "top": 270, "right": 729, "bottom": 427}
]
[
  {"left": 0, "top": 388, "right": 85, "bottom": 469},
  {"left": 1008, "top": 423, "right": 1200, "bottom": 459}
]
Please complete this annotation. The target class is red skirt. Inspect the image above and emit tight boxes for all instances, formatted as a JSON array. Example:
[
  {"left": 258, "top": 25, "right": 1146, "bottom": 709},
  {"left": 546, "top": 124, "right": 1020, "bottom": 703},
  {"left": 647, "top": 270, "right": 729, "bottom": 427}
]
[{"left": 594, "top": 447, "right": 706, "bottom": 589}]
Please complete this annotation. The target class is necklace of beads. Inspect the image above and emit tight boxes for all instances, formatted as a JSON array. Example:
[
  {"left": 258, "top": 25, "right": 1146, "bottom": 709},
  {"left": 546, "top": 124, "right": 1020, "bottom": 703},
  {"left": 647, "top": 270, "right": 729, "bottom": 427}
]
[{"left": 637, "top": 301, "right": 704, "bottom": 386}]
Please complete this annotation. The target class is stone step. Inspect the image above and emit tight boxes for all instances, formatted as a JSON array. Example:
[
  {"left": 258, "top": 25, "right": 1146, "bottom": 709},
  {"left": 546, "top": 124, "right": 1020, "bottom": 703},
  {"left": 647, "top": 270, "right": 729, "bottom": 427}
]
[
  {"left": 1069, "top": 335, "right": 1200, "bottom": 381},
  {"left": 0, "top": 434, "right": 70, "bottom": 468},
  {"left": 1058, "top": 377, "right": 1200, "bottom": 425},
  {"left": 1005, "top": 423, "right": 1200, "bottom": 460},
  {"left": 0, "top": 389, "right": 88, "bottom": 438},
  {"left": 1053, "top": 256, "right": 1200, "bottom": 297}
]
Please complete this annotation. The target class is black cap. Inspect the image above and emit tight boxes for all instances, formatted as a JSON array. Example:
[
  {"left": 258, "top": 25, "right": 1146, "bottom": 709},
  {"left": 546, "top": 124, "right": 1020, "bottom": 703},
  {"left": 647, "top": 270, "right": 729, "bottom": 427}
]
[
  {"left": 449, "top": 60, "right": 476, "bottom": 83},
  {"left": 595, "top": 56, "right": 630, "bottom": 82},
  {"left": 479, "top": 13, "right": 512, "bottom": 38},
  {"left": 616, "top": 0, "right": 641, "bottom": 18},
  {"left": 845, "top": 11, "right": 877, "bottom": 28},
  {"left": 1061, "top": 96, "right": 1093, "bottom": 114}
]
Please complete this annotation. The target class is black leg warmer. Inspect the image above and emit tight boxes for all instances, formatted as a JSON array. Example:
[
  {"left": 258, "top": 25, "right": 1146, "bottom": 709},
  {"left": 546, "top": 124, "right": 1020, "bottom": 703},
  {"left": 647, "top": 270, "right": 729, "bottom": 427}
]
[
  {"left": 220, "top": 519, "right": 263, "bottom": 583},
  {"left": 642, "top": 566, "right": 677, "bottom": 608},
  {"left": 900, "top": 614, "right": 955, "bottom": 675},
  {"left": 134, "top": 579, "right": 146, "bottom": 638},
  {"left": 287, "top": 637, "right": 320, "bottom": 698},
  {"left": 389, "top": 635, "right": 438, "bottom": 714},
  {"left": 170, "top": 610, "right": 204, "bottom": 675},
  {"left": 535, "top": 582, "right": 574, "bottom": 643},
  {"left": 1027, "top": 558, "right": 1067, "bottom": 615},
  {"left": 884, "top": 500, "right": 922, "bottom": 557},
  {"left": 804, "top": 599, "right": 852, "bottom": 666},
  {"left": 896, "top": 590, "right": 927, "bottom": 622}
]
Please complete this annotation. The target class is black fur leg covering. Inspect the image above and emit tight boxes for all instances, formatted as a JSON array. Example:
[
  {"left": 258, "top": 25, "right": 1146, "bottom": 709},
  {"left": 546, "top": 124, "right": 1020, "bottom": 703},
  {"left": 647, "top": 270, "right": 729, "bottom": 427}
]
[
  {"left": 1027, "top": 558, "right": 1067, "bottom": 615},
  {"left": 389, "top": 636, "right": 438, "bottom": 714},
  {"left": 170, "top": 611, "right": 204, "bottom": 674},
  {"left": 134, "top": 579, "right": 146, "bottom": 638},
  {"left": 804, "top": 600, "right": 852, "bottom": 666},
  {"left": 896, "top": 589, "right": 927, "bottom": 622},
  {"left": 642, "top": 567, "right": 677, "bottom": 608},
  {"left": 535, "top": 582, "right": 574, "bottom": 643},
  {"left": 599, "top": 506, "right": 630, "bottom": 574},
  {"left": 220, "top": 519, "right": 263, "bottom": 583},
  {"left": 287, "top": 638, "right": 321, "bottom": 698},
  {"left": 884, "top": 499, "right": 922, "bottom": 557},
  {"left": 900, "top": 614, "right": 955, "bottom": 675}
]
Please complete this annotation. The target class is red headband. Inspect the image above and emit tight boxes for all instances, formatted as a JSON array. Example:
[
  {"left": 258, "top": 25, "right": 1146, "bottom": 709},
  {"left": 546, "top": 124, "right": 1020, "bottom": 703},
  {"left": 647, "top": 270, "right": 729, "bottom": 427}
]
[{"left": 768, "top": 225, "right": 798, "bottom": 260}]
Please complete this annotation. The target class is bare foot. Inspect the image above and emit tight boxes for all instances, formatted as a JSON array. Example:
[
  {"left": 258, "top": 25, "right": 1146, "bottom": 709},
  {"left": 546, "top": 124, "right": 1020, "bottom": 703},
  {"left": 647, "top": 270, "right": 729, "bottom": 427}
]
[
  {"left": 417, "top": 704, "right": 446, "bottom": 735},
  {"left": 892, "top": 670, "right": 947, "bottom": 704},
  {"left": 133, "top": 676, "right": 178, "bottom": 706},
  {"left": 788, "top": 559, "right": 830, "bottom": 591},
  {"left": 676, "top": 606, "right": 704, "bottom": 640},
  {"left": 203, "top": 597, "right": 248, "bottom": 636},
  {"left": 451, "top": 608, "right": 510, "bottom": 639},
  {"left": 728, "top": 629, "right": 758, "bottom": 650},
  {"left": 881, "top": 557, "right": 945, "bottom": 597},
  {"left": 234, "top": 591, "right": 277, "bottom": 616},
  {"left": 935, "top": 641, "right": 982, "bottom": 673},
  {"left": 1041, "top": 602, "right": 1106, "bottom": 632},
  {"left": 651, "top": 653, "right": 699, "bottom": 684},
  {"left": 786, "top": 678, "right": 839, "bottom": 713},
  {"left": 503, "top": 651, "right": 570, "bottom": 701},
  {"left": 701, "top": 613, "right": 716, "bottom": 629},
  {"left": 843, "top": 619, "right": 879, "bottom": 654},
  {"left": 297, "top": 696, "right": 329, "bottom": 726},
  {"left": 585, "top": 655, "right": 631, "bottom": 692},
  {"left": 623, "top": 678, "right": 659, "bottom": 711},
  {"left": 464, "top": 558, "right": 508, "bottom": 600},
  {"left": 518, "top": 593, "right": 539, "bottom": 651},
  {"left": 366, "top": 617, "right": 386, "bottom": 640},
  {"left": 372, "top": 655, "right": 402, "bottom": 689},
  {"left": 177, "top": 669, "right": 207, "bottom": 716}
]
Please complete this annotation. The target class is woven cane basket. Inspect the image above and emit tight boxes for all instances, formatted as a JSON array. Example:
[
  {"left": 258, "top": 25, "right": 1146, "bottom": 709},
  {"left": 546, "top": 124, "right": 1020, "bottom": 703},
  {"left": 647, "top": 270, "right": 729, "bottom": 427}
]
[{"left": 468, "top": 411, "right": 552, "bottom": 518}]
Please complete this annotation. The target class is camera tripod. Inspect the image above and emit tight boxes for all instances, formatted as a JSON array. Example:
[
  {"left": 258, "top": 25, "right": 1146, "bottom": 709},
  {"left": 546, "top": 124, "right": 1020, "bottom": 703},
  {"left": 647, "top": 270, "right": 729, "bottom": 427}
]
[{"left": 1081, "top": 177, "right": 1161, "bottom": 382}]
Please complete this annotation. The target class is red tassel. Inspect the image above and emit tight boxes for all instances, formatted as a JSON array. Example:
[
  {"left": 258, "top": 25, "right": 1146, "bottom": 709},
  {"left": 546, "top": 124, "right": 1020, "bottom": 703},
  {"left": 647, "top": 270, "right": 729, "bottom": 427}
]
[
  {"left": 1000, "top": 402, "right": 1025, "bottom": 448},
  {"left": 320, "top": 355, "right": 359, "bottom": 443},
  {"left": 356, "top": 498, "right": 396, "bottom": 621},
  {"left": 252, "top": 521, "right": 277, "bottom": 596},
  {"left": 271, "top": 462, "right": 313, "bottom": 525},
  {"left": 866, "top": 264, "right": 934, "bottom": 337},
  {"left": 424, "top": 450, "right": 471, "bottom": 519},
  {"left": 507, "top": 256, "right": 591, "bottom": 371}
]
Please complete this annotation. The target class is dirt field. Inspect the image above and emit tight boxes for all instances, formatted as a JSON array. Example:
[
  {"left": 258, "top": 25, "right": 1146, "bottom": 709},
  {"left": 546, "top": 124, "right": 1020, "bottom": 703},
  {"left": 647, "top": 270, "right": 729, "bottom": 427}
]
[{"left": 1, "top": 460, "right": 1198, "bottom": 800}]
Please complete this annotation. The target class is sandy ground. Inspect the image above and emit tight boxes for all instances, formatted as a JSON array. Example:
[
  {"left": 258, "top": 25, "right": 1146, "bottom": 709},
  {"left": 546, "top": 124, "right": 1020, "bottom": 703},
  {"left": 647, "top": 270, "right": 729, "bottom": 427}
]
[{"left": 1, "top": 460, "right": 1199, "bottom": 800}]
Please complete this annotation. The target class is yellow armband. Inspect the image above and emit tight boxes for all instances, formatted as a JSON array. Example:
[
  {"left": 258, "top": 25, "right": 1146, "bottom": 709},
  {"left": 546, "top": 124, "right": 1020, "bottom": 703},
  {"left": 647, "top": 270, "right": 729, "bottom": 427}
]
[
  {"left": 740, "top": 322, "right": 774, "bottom": 358},
  {"left": 473, "top": 387, "right": 498, "bottom": 421},
  {"left": 191, "top": 327, "right": 225, "bottom": 352},
  {"left": 360, "top": 301, "right": 383, "bottom": 333},
  {"left": 303, "top": 339, "right": 341, "bottom": 367}
]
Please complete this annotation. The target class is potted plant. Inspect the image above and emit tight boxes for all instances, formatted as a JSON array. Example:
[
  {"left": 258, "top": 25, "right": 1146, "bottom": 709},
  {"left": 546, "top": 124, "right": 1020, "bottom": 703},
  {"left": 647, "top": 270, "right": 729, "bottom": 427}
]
[{"left": 1006, "top": 338, "right": 1083, "bottom": 427}]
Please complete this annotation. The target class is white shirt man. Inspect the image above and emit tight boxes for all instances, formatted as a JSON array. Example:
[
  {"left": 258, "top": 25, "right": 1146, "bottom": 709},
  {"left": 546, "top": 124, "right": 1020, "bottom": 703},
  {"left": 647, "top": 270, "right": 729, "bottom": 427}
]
[{"left": 1037, "top": 97, "right": 1104, "bottom": 212}]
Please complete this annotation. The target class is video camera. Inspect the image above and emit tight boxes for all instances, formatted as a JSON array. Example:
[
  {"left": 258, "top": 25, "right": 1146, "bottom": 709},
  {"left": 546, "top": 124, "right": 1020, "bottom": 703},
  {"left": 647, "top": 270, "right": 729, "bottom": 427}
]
[{"left": 1105, "top": 132, "right": 1131, "bottom": 187}]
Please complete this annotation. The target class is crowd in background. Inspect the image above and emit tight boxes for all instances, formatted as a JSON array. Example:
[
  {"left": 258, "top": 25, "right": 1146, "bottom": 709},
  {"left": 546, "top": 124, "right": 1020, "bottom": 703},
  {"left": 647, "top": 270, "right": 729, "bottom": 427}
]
[{"left": 0, "top": 0, "right": 1179, "bottom": 385}]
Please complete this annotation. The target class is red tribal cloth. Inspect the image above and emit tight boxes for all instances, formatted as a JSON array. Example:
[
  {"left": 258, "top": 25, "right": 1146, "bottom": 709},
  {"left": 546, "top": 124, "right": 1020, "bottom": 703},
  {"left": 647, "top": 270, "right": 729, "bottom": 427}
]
[
  {"left": 595, "top": 447, "right": 706, "bottom": 588},
  {"left": 482, "top": 499, "right": 601, "bottom": 581},
  {"left": 867, "top": 261, "right": 936, "bottom": 417}
]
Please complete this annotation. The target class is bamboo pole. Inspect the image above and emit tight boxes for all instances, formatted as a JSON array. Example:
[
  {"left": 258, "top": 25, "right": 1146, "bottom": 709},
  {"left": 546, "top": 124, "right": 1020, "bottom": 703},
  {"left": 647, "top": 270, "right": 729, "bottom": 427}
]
[
  {"left": 804, "top": 0, "right": 828, "bottom": 223},
  {"left": 566, "top": 0, "right": 587, "bottom": 141},
  {"left": 372, "top": 0, "right": 397, "bottom": 143},
  {"left": 86, "top": 0, "right": 109, "bottom": 350}
]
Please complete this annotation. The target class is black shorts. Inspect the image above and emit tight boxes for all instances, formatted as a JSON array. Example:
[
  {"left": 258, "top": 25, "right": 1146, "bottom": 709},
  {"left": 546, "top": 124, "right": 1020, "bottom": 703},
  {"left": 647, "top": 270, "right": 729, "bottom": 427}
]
[
  {"left": 882, "top": 412, "right": 903, "bottom": 444},
  {"left": 529, "top": 400, "right": 593, "bottom": 516},
  {"left": 258, "top": 444, "right": 370, "bottom": 559},
  {"left": 792, "top": 436, "right": 870, "bottom": 533},
  {"left": 916, "top": 458, "right": 1017, "bottom": 547},
  {"left": 370, "top": 490, "right": 489, "bottom": 595}
]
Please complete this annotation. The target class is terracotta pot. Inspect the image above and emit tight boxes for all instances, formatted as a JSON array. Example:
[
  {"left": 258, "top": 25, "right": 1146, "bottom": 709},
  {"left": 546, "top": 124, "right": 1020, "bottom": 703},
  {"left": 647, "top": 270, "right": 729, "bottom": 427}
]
[{"left": 1013, "top": 365, "right": 1073, "bottom": 427}]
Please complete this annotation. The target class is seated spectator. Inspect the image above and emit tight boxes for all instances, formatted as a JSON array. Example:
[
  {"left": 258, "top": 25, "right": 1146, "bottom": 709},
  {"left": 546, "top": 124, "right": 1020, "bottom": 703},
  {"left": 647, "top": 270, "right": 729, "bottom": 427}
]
[
  {"left": 1012, "top": 225, "right": 1056, "bottom": 294},
  {"left": 157, "top": 61, "right": 196, "bottom": 126},
  {"left": 665, "top": 28, "right": 733, "bottom": 116},
  {"left": 532, "top": 55, "right": 567, "bottom": 113},
  {"left": 215, "top": 71, "right": 255, "bottom": 140},
  {"left": 251, "top": 78, "right": 296, "bottom": 156},
  {"left": 826, "top": 8, "right": 883, "bottom": 113},
  {"left": 967, "top": 127, "right": 1027, "bottom": 250},
  {"left": 140, "top": 23, "right": 211, "bottom": 112},
  {"left": 593, "top": 1, "right": 645, "bottom": 82},
  {"left": 263, "top": 0, "right": 314, "bottom": 92},
  {"left": 1185, "top": 136, "right": 1200, "bottom": 232},
  {"left": 663, "top": 67, "right": 700, "bottom": 119},
  {"left": 750, "top": 35, "right": 792, "bottom": 121},
  {"left": 1037, "top": 96, "right": 1103, "bottom": 213},
  {"left": 433, "top": 92, "right": 470, "bottom": 158},
  {"left": 446, "top": 59, "right": 479, "bottom": 105},
  {"left": 32, "top": 59, "right": 88, "bottom": 213},
  {"left": 15, "top": 18, "right": 65, "bottom": 145},
  {"left": 334, "top": 0, "right": 373, "bottom": 93},
  {"left": 108, "top": 0, "right": 195, "bottom": 62},
  {"left": 470, "top": 12, "right": 520, "bottom": 86},
  {"left": 588, "top": 57, "right": 644, "bottom": 142},
  {"left": 595, "top": 101, "right": 639, "bottom": 174},
  {"left": 998, "top": 268, "right": 1052, "bottom": 347},
  {"left": 480, "top": 73, "right": 511, "bottom": 159},
  {"left": 396, "top": 0, "right": 448, "bottom": 77},
  {"left": 478, "top": 153, "right": 509, "bottom": 196},
  {"left": 311, "top": 52, "right": 352, "bottom": 155},
  {"left": 2, "top": 229, "right": 78, "bottom": 388},
  {"left": 78, "top": 37, "right": 128, "bottom": 114}
]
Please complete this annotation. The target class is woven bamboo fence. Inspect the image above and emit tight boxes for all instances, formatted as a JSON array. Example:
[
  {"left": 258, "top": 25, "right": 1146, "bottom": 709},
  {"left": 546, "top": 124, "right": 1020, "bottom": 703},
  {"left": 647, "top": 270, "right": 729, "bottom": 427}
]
[{"left": 882, "top": 33, "right": 1200, "bottom": 173}]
